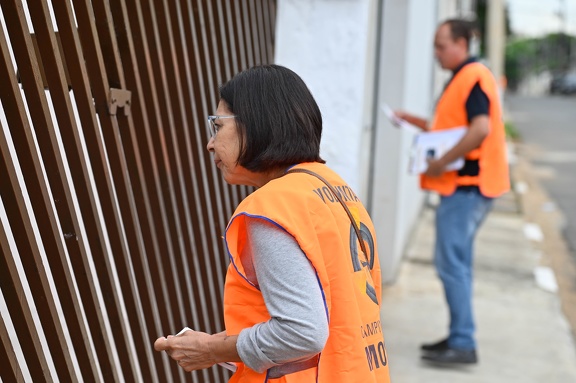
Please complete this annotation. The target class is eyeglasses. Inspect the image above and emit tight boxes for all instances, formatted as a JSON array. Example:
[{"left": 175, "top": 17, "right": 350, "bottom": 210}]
[{"left": 207, "top": 115, "right": 236, "bottom": 138}]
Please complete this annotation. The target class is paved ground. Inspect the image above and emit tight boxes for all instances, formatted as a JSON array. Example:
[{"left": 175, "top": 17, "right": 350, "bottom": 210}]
[
  {"left": 380, "top": 144, "right": 576, "bottom": 382},
  {"left": 506, "top": 95, "right": 576, "bottom": 258}
]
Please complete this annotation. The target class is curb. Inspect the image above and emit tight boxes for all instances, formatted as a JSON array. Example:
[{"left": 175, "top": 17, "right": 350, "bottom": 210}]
[{"left": 511, "top": 142, "right": 576, "bottom": 341}]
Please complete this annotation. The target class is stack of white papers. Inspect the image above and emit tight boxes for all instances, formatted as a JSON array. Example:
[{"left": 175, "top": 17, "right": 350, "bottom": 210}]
[{"left": 408, "top": 127, "right": 467, "bottom": 175}]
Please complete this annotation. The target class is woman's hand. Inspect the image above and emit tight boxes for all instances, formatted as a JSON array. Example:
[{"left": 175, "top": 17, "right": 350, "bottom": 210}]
[
  {"left": 154, "top": 330, "right": 240, "bottom": 372},
  {"left": 154, "top": 330, "right": 216, "bottom": 372}
]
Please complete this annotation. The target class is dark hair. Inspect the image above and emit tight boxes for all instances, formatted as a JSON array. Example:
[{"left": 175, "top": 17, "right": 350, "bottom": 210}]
[
  {"left": 219, "top": 64, "right": 325, "bottom": 172},
  {"left": 442, "top": 19, "right": 478, "bottom": 51}
]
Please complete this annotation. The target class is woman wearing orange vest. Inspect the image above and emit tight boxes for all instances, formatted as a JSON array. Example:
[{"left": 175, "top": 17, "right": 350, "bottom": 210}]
[
  {"left": 155, "top": 65, "right": 391, "bottom": 382},
  {"left": 395, "top": 19, "right": 509, "bottom": 365}
]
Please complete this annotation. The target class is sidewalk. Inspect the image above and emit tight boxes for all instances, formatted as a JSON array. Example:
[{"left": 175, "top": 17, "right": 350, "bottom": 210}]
[{"left": 380, "top": 146, "right": 576, "bottom": 382}]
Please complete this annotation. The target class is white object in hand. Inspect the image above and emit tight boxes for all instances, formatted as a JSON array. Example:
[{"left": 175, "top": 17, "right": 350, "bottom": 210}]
[
  {"left": 381, "top": 103, "right": 421, "bottom": 134},
  {"left": 175, "top": 327, "right": 238, "bottom": 372},
  {"left": 175, "top": 327, "right": 194, "bottom": 336}
]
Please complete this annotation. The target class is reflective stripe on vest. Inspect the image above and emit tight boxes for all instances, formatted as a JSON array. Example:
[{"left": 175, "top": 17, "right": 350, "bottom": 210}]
[
  {"left": 422, "top": 62, "right": 510, "bottom": 197},
  {"left": 223, "top": 162, "right": 391, "bottom": 383}
]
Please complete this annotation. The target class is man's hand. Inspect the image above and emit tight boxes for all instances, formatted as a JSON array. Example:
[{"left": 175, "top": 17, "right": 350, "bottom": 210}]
[
  {"left": 154, "top": 330, "right": 216, "bottom": 372},
  {"left": 425, "top": 115, "right": 490, "bottom": 177},
  {"left": 393, "top": 110, "right": 429, "bottom": 131},
  {"left": 424, "top": 158, "right": 446, "bottom": 177}
]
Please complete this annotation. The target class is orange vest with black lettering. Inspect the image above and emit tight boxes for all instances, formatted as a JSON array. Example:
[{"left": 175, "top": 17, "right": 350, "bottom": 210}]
[
  {"left": 223, "top": 162, "right": 391, "bottom": 383},
  {"left": 421, "top": 62, "right": 510, "bottom": 197}
]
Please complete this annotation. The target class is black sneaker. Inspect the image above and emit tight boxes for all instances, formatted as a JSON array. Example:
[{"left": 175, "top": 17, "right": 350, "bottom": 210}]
[
  {"left": 420, "top": 338, "right": 449, "bottom": 352},
  {"left": 421, "top": 348, "right": 478, "bottom": 364}
]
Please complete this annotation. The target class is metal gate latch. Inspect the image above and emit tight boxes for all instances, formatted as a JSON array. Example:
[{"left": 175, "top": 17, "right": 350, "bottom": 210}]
[{"left": 108, "top": 88, "right": 132, "bottom": 116}]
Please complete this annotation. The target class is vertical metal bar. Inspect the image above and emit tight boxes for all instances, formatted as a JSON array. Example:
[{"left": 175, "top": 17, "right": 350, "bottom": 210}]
[
  {"left": 186, "top": 0, "right": 236, "bottom": 304},
  {"left": 261, "top": 0, "right": 273, "bottom": 63},
  {"left": 0, "top": 2, "right": 86, "bottom": 379},
  {"left": 218, "top": 0, "right": 241, "bottom": 76},
  {"left": 166, "top": 0, "right": 242, "bottom": 380},
  {"left": 166, "top": 0, "right": 216, "bottom": 324},
  {"left": 50, "top": 1, "right": 140, "bottom": 380},
  {"left": 0, "top": 290, "right": 24, "bottom": 383},
  {"left": 248, "top": 0, "right": 262, "bottom": 65},
  {"left": 182, "top": 0, "right": 229, "bottom": 327},
  {"left": 192, "top": 0, "right": 232, "bottom": 316},
  {"left": 0, "top": 255, "right": 50, "bottom": 383},
  {"left": 107, "top": 0, "right": 186, "bottom": 381},
  {"left": 231, "top": 1, "right": 248, "bottom": 70},
  {"left": 265, "top": 0, "right": 277, "bottom": 63},
  {"left": 0, "top": 129, "right": 58, "bottom": 381},
  {"left": 203, "top": 0, "right": 224, "bottom": 87},
  {"left": 240, "top": 0, "right": 255, "bottom": 68},
  {"left": 146, "top": 4, "right": 232, "bottom": 381},
  {"left": 0, "top": 198, "right": 32, "bottom": 383},
  {"left": 25, "top": 1, "right": 112, "bottom": 380},
  {"left": 120, "top": 0, "right": 204, "bottom": 377},
  {"left": 72, "top": 0, "right": 149, "bottom": 380},
  {"left": 254, "top": 0, "right": 267, "bottom": 65},
  {"left": 190, "top": 0, "right": 236, "bottom": 234},
  {"left": 148, "top": 0, "right": 202, "bottom": 338},
  {"left": 127, "top": 1, "right": 191, "bottom": 362},
  {"left": 116, "top": 2, "right": 184, "bottom": 378},
  {"left": 215, "top": 0, "right": 233, "bottom": 81},
  {"left": 182, "top": 1, "right": 226, "bottom": 235},
  {"left": 78, "top": 0, "right": 165, "bottom": 379}
]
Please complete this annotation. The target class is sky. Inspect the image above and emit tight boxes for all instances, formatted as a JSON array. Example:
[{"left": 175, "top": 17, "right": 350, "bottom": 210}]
[{"left": 507, "top": 0, "right": 576, "bottom": 37}]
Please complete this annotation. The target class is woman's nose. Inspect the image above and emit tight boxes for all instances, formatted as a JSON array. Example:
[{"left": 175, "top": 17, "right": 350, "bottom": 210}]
[{"left": 206, "top": 136, "right": 215, "bottom": 152}]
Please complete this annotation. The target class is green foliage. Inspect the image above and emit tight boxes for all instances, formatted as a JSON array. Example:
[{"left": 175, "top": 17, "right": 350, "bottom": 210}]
[
  {"left": 505, "top": 33, "right": 576, "bottom": 90},
  {"left": 504, "top": 121, "right": 520, "bottom": 140}
]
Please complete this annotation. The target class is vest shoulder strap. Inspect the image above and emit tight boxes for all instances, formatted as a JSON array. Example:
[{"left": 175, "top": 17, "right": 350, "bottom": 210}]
[{"left": 286, "top": 168, "right": 368, "bottom": 257}]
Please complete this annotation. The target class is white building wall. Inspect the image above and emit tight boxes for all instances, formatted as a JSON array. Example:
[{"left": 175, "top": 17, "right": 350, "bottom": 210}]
[
  {"left": 370, "top": 0, "right": 438, "bottom": 282},
  {"left": 274, "top": 0, "right": 375, "bottom": 194}
]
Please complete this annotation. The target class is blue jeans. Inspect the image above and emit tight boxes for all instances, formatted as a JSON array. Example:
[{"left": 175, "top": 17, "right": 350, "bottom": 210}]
[{"left": 434, "top": 188, "right": 493, "bottom": 350}]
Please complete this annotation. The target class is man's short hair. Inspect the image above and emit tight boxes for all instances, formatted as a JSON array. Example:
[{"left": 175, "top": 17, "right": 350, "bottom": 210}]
[
  {"left": 219, "top": 65, "right": 325, "bottom": 172},
  {"left": 442, "top": 19, "right": 479, "bottom": 51}
]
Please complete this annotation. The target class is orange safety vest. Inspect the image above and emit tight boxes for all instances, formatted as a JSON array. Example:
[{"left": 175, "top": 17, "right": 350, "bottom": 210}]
[
  {"left": 223, "top": 162, "right": 391, "bottom": 383},
  {"left": 422, "top": 62, "right": 510, "bottom": 197}
]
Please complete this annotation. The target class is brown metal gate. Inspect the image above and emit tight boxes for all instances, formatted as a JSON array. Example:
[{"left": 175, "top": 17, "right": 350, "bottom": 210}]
[{"left": 0, "top": 0, "right": 276, "bottom": 381}]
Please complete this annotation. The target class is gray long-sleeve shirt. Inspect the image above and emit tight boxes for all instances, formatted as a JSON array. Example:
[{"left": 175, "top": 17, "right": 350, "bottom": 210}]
[{"left": 235, "top": 217, "right": 329, "bottom": 373}]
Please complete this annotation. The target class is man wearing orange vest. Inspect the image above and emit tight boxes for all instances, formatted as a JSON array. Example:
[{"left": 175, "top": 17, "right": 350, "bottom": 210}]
[{"left": 395, "top": 19, "right": 509, "bottom": 364}]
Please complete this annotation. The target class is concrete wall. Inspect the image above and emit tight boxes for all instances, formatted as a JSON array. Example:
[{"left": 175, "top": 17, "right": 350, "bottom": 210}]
[
  {"left": 275, "top": 0, "right": 375, "bottom": 195},
  {"left": 370, "top": 0, "right": 437, "bottom": 282}
]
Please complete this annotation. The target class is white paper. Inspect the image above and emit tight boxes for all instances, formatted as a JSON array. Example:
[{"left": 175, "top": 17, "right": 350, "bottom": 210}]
[
  {"left": 175, "top": 327, "right": 238, "bottom": 372},
  {"left": 408, "top": 127, "right": 467, "bottom": 174},
  {"left": 381, "top": 103, "right": 421, "bottom": 134},
  {"left": 523, "top": 223, "right": 544, "bottom": 242},
  {"left": 175, "top": 326, "right": 194, "bottom": 336},
  {"left": 533, "top": 266, "right": 558, "bottom": 293},
  {"left": 514, "top": 181, "right": 528, "bottom": 194}
]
